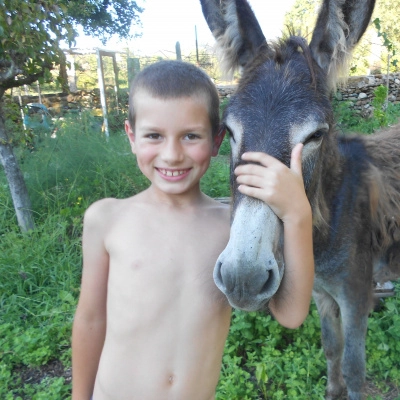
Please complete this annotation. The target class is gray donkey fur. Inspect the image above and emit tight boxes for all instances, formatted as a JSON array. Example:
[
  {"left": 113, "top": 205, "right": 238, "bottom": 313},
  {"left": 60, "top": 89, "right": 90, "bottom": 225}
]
[{"left": 200, "top": 0, "right": 400, "bottom": 399}]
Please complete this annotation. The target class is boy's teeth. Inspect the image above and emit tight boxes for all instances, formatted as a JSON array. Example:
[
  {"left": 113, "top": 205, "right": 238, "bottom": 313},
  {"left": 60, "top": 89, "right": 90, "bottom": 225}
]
[{"left": 162, "top": 169, "right": 185, "bottom": 176}]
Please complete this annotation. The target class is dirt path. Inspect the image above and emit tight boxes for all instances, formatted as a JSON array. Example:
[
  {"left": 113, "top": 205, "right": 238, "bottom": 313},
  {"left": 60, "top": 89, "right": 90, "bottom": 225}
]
[{"left": 13, "top": 360, "right": 400, "bottom": 399}]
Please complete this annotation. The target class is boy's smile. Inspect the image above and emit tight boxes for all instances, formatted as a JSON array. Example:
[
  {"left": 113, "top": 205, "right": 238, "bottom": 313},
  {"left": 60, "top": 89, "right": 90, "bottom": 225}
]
[
  {"left": 125, "top": 91, "right": 221, "bottom": 198},
  {"left": 157, "top": 168, "right": 191, "bottom": 180}
]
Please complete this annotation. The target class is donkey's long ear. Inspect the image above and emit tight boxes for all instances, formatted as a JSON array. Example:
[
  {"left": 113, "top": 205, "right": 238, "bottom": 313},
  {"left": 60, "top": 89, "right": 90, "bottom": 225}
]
[
  {"left": 310, "top": 0, "right": 376, "bottom": 88},
  {"left": 200, "top": 0, "right": 267, "bottom": 75}
]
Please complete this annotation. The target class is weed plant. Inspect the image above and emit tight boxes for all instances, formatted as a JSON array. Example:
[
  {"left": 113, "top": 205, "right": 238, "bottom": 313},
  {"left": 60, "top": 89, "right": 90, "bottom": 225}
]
[
  {"left": 334, "top": 85, "right": 400, "bottom": 134},
  {"left": 1, "top": 102, "right": 400, "bottom": 399},
  {"left": 215, "top": 291, "right": 400, "bottom": 399}
]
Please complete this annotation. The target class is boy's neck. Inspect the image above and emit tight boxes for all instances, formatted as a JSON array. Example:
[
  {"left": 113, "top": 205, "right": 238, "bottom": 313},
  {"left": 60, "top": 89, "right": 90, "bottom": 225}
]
[{"left": 143, "top": 184, "right": 208, "bottom": 209}]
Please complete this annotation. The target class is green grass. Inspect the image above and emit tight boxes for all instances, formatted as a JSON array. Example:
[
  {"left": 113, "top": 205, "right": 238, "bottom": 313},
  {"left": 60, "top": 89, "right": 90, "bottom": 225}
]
[
  {"left": 333, "top": 85, "right": 400, "bottom": 134},
  {"left": 1, "top": 101, "right": 400, "bottom": 399}
]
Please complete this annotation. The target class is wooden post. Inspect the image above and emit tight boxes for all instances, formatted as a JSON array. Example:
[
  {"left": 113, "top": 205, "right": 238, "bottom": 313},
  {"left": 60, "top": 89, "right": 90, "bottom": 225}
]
[
  {"left": 96, "top": 48, "right": 110, "bottom": 137},
  {"left": 111, "top": 53, "right": 119, "bottom": 115},
  {"left": 195, "top": 25, "right": 199, "bottom": 63},
  {"left": 176, "top": 42, "right": 182, "bottom": 61},
  {"left": 18, "top": 85, "right": 27, "bottom": 131},
  {"left": 66, "top": 52, "right": 78, "bottom": 93},
  {"left": 386, "top": 53, "right": 390, "bottom": 109},
  {"left": 37, "top": 81, "right": 42, "bottom": 104}
]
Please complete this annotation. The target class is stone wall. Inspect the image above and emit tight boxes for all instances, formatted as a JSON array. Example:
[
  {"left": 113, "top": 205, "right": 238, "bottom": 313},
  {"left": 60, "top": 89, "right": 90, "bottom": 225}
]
[
  {"left": 335, "top": 73, "right": 400, "bottom": 116},
  {"left": 216, "top": 73, "right": 400, "bottom": 117},
  {"left": 9, "top": 90, "right": 102, "bottom": 115}
]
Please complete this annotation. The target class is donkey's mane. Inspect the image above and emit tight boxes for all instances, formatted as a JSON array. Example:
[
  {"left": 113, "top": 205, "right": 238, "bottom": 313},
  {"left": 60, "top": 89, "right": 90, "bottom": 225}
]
[
  {"left": 272, "top": 36, "right": 318, "bottom": 89},
  {"left": 237, "top": 36, "right": 320, "bottom": 92},
  {"left": 364, "top": 127, "right": 400, "bottom": 251}
]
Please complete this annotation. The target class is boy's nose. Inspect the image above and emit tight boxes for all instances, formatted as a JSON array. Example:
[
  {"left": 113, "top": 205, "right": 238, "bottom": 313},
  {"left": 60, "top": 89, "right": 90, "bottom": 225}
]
[{"left": 161, "top": 140, "right": 184, "bottom": 164}]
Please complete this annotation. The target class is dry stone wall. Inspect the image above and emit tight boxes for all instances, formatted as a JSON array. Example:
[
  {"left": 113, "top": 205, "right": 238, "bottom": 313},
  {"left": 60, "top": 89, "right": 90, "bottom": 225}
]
[
  {"left": 216, "top": 73, "right": 400, "bottom": 117},
  {"left": 9, "top": 90, "right": 102, "bottom": 115},
  {"left": 336, "top": 73, "right": 400, "bottom": 116}
]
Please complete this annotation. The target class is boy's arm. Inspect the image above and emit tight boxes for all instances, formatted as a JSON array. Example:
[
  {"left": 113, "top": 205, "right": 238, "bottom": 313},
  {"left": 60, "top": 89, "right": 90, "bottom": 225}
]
[
  {"left": 72, "top": 202, "right": 110, "bottom": 400},
  {"left": 268, "top": 204, "right": 313, "bottom": 328},
  {"left": 234, "top": 144, "right": 314, "bottom": 328}
]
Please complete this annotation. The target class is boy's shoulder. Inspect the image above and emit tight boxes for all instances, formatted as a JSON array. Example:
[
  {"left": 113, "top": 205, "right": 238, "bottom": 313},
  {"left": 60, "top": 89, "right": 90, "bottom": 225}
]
[
  {"left": 200, "top": 194, "right": 231, "bottom": 222},
  {"left": 83, "top": 195, "right": 141, "bottom": 228},
  {"left": 207, "top": 196, "right": 231, "bottom": 210},
  {"left": 203, "top": 195, "right": 230, "bottom": 208},
  {"left": 85, "top": 197, "right": 125, "bottom": 218}
]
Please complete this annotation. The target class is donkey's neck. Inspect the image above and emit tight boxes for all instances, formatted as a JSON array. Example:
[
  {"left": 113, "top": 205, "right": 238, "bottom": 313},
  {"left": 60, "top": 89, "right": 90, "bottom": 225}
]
[{"left": 314, "top": 134, "right": 371, "bottom": 239}]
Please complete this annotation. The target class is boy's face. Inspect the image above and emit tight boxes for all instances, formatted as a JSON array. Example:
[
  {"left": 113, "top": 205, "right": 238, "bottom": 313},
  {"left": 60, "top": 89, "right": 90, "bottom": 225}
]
[{"left": 125, "top": 91, "right": 224, "bottom": 196}]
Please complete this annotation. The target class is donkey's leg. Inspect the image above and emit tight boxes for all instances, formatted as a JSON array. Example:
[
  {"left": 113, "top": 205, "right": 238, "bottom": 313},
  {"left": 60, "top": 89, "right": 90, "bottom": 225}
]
[
  {"left": 339, "top": 302, "right": 369, "bottom": 400},
  {"left": 314, "top": 291, "right": 345, "bottom": 400}
]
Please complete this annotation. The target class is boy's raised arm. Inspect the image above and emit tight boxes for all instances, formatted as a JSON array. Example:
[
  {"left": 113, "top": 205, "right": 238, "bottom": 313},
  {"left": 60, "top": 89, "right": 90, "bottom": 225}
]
[
  {"left": 234, "top": 144, "right": 314, "bottom": 328},
  {"left": 72, "top": 201, "right": 110, "bottom": 400}
]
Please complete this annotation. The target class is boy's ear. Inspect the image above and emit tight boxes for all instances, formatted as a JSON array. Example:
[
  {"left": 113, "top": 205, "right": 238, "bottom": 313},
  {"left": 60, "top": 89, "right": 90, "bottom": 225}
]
[
  {"left": 212, "top": 126, "right": 226, "bottom": 156},
  {"left": 125, "top": 120, "right": 136, "bottom": 154}
]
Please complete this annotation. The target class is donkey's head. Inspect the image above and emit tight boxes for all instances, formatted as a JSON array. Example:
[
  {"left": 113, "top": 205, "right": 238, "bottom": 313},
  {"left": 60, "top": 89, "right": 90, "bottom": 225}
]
[{"left": 201, "top": 0, "right": 375, "bottom": 311}]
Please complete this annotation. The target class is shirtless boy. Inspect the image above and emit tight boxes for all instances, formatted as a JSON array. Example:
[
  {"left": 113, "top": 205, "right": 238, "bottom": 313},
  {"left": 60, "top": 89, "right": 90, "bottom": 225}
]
[{"left": 72, "top": 60, "right": 314, "bottom": 400}]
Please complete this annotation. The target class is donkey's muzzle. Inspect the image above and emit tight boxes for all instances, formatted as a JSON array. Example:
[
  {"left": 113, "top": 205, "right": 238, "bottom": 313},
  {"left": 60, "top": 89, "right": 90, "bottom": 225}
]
[
  {"left": 214, "top": 255, "right": 281, "bottom": 311},
  {"left": 213, "top": 198, "right": 284, "bottom": 311}
]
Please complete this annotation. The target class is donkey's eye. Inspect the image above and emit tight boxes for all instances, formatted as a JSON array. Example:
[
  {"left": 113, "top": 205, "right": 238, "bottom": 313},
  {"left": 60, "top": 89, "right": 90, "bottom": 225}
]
[
  {"left": 313, "top": 130, "right": 324, "bottom": 139},
  {"left": 304, "top": 129, "right": 325, "bottom": 145},
  {"left": 226, "top": 126, "right": 235, "bottom": 143}
]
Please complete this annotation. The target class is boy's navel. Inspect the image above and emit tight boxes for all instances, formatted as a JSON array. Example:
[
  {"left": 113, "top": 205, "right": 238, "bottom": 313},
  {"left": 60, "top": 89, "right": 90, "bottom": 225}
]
[{"left": 168, "top": 374, "right": 174, "bottom": 384}]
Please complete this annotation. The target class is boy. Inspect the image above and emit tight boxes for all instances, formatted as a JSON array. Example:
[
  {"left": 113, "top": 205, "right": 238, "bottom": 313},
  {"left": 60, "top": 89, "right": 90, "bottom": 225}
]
[{"left": 72, "top": 60, "right": 313, "bottom": 400}]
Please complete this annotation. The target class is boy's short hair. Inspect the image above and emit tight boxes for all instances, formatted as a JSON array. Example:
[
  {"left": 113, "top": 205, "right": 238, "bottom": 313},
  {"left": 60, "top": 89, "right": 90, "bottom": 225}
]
[{"left": 128, "top": 60, "right": 220, "bottom": 137}]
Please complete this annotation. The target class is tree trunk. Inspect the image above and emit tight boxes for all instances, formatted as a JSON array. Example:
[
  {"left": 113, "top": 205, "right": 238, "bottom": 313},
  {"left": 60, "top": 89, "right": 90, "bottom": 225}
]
[
  {"left": 0, "top": 100, "right": 35, "bottom": 232},
  {"left": 58, "top": 50, "right": 70, "bottom": 94}
]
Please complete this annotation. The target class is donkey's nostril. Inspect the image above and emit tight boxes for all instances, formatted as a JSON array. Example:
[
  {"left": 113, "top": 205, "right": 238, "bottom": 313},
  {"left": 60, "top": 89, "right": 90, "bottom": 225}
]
[
  {"left": 214, "top": 261, "right": 222, "bottom": 280},
  {"left": 214, "top": 260, "right": 236, "bottom": 293},
  {"left": 260, "top": 269, "right": 273, "bottom": 294},
  {"left": 214, "top": 261, "right": 226, "bottom": 291}
]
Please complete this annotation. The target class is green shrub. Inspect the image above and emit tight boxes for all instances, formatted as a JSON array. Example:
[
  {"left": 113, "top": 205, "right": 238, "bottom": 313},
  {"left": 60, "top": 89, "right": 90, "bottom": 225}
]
[
  {"left": 0, "top": 216, "right": 78, "bottom": 398},
  {"left": 372, "top": 85, "right": 389, "bottom": 127},
  {"left": 216, "top": 307, "right": 327, "bottom": 399},
  {"left": 333, "top": 87, "right": 400, "bottom": 135},
  {"left": 201, "top": 156, "right": 231, "bottom": 198}
]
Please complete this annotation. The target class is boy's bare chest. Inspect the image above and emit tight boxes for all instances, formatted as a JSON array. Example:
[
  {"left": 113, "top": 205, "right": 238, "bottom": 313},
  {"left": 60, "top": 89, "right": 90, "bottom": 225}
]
[
  {"left": 105, "top": 211, "right": 227, "bottom": 285},
  {"left": 104, "top": 210, "right": 230, "bottom": 324},
  {"left": 109, "top": 209, "right": 225, "bottom": 260}
]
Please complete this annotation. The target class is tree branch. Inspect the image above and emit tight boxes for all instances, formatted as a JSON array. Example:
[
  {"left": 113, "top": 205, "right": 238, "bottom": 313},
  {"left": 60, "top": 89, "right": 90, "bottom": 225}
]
[{"left": 0, "top": 64, "right": 53, "bottom": 91}]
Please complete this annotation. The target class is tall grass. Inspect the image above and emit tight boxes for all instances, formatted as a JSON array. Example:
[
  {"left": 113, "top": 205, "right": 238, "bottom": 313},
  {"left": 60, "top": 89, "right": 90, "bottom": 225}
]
[{"left": 17, "top": 113, "right": 147, "bottom": 218}]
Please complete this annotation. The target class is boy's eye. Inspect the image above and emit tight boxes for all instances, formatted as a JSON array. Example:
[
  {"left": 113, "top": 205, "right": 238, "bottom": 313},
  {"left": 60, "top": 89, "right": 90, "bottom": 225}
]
[
  {"left": 185, "top": 133, "right": 200, "bottom": 140},
  {"left": 146, "top": 133, "right": 161, "bottom": 140}
]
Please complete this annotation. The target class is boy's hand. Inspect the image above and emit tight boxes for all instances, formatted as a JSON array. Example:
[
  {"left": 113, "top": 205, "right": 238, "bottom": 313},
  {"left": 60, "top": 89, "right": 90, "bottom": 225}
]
[{"left": 234, "top": 143, "right": 310, "bottom": 223}]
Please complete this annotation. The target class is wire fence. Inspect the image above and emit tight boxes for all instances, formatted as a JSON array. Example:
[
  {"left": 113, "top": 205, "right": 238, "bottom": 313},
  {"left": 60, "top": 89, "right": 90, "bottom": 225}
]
[{"left": 6, "top": 45, "right": 223, "bottom": 136}]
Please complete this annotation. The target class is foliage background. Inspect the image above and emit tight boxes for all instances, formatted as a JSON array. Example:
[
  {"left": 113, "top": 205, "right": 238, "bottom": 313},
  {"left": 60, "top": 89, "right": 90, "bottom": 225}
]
[
  {"left": 1, "top": 0, "right": 400, "bottom": 397},
  {"left": 283, "top": 0, "right": 400, "bottom": 75}
]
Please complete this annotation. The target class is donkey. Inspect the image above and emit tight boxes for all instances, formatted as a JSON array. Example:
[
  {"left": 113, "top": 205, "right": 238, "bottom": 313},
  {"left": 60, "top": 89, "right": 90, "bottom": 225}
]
[{"left": 200, "top": 0, "right": 400, "bottom": 399}]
